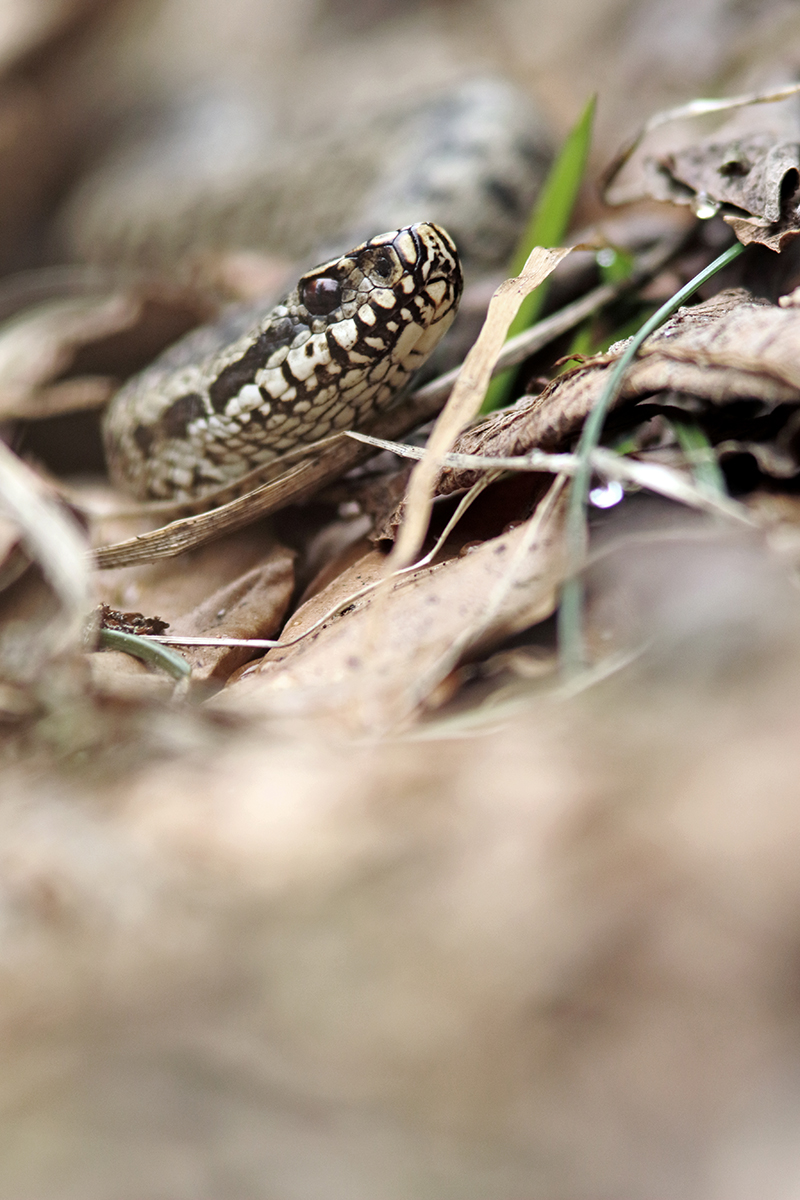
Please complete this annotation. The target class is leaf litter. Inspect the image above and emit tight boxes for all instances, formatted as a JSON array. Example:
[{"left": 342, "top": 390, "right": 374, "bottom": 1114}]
[
  {"left": 0, "top": 282, "right": 216, "bottom": 421},
  {"left": 439, "top": 287, "right": 800, "bottom": 495},
  {"left": 3, "top": 70, "right": 800, "bottom": 728},
  {"left": 7, "top": 79, "right": 800, "bottom": 724},
  {"left": 217, "top": 477, "right": 568, "bottom": 730}
]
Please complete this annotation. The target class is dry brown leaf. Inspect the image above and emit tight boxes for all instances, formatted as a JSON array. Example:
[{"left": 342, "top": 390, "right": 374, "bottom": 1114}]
[
  {"left": 94, "top": 520, "right": 290, "bottom": 628},
  {"left": 439, "top": 289, "right": 800, "bottom": 495},
  {"left": 723, "top": 211, "right": 800, "bottom": 254},
  {"left": 89, "top": 526, "right": 295, "bottom": 695},
  {"left": 669, "top": 135, "right": 800, "bottom": 252},
  {"left": 673, "top": 135, "right": 798, "bottom": 219},
  {"left": 219, "top": 480, "right": 567, "bottom": 731},
  {"left": 167, "top": 553, "right": 295, "bottom": 687}
]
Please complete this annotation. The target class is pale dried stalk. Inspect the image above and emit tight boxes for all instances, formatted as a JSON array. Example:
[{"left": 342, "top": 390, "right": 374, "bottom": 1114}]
[
  {"left": 346, "top": 432, "right": 756, "bottom": 526},
  {"left": 388, "top": 246, "right": 573, "bottom": 571},
  {"left": 0, "top": 440, "right": 90, "bottom": 656}
]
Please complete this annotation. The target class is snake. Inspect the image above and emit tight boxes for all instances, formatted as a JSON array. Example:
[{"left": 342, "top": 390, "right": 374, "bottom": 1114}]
[
  {"left": 98, "top": 78, "right": 554, "bottom": 502},
  {"left": 103, "top": 222, "right": 463, "bottom": 501}
]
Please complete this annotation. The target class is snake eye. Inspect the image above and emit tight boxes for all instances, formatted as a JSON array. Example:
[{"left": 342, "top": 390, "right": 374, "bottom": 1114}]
[{"left": 301, "top": 276, "right": 341, "bottom": 316}]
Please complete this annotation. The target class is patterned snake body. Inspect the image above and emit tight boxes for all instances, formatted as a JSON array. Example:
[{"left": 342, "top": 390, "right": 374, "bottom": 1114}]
[{"left": 103, "top": 222, "right": 462, "bottom": 500}]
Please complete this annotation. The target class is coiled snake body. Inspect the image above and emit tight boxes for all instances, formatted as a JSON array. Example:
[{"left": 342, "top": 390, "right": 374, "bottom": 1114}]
[{"left": 103, "top": 222, "right": 463, "bottom": 501}]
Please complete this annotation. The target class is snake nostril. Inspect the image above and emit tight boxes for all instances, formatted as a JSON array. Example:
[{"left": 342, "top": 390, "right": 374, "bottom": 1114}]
[{"left": 372, "top": 250, "right": 394, "bottom": 280}]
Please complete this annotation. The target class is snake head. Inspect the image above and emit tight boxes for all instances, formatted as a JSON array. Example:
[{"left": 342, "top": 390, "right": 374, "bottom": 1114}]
[
  {"left": 103, "top": 222, "right": 463, "bottom": 500},
  {"left": 295, "top": 222, "right": 464, "bottom": 369}
]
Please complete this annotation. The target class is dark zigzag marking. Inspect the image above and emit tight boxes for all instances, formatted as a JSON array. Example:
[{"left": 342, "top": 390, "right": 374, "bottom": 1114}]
[
  {"left": 208, "top": 317, "right": 296, "bottom": 413},
  {"left": 159, "top": 392, "right": 206, "bottom": 440}
]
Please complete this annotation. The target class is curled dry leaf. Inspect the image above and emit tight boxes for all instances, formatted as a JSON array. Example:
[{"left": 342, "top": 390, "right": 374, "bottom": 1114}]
[
  {"left": 671, "top": 135, "right": 800, "bottom": 252},
  {"left": 439, "top": 289, "right": 800, "bottom": 495},
  {"left": 218, "top": 480, "right": 567, "bottom": 731},
  {"left": 91, "top": 500, "right": 296, "bottom": 693},
  {"left": 604, "top": 83, "right": 800, "bottom": 251}
]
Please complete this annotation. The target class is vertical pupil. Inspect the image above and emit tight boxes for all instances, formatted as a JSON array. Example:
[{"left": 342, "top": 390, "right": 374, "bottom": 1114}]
[{"left": 303, "top": 277, "right": 340, "bottom": 315}]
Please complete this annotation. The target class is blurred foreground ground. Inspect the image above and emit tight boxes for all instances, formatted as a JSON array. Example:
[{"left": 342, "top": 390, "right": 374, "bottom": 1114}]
[{"left": 6, "top": 520, "right": 800, "bottom": 1199}]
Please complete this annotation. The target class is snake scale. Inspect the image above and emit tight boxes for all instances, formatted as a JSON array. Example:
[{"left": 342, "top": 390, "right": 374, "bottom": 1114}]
[{"left": 103, "top": 223, "right": 463, "bottom": 501}]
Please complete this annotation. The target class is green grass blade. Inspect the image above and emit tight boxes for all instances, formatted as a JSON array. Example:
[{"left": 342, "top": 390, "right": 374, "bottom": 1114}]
[
  {"left": 557, "top": 239, "right": 746, "bottom": 677},
  {"left": 483, "top": 94, "right": 597, "bottom": 413},
  {"left": 670, "top": 417, "right": 727, "bottom": 496},
  {"left": 99, "top": 628, "right": 192, "bottom": 681},
  {"left": 509, "top": 94, "right": 597, "bottom": 274}
]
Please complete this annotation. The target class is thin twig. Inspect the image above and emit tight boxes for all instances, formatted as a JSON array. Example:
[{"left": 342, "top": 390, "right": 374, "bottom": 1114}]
[
  {"left": 602, "top": 81, "right": 800, "bottom": 196},
  {"left": 344, "top": 431, "right": 754, "bottom": 524}
]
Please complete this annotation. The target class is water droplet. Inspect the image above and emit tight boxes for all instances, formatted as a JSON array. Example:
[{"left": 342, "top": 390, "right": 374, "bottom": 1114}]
[
  {"left": 692, "top": 192, "right": 720, "bottom": 220},
  {"left": 589, "top": 479, "right": 624, "bottom": 509}
]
